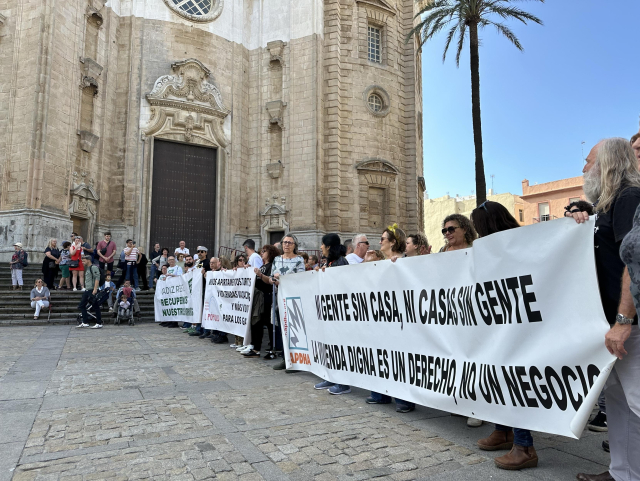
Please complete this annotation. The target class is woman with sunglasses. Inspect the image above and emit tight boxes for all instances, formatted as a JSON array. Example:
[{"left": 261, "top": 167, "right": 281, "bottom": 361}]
[
  {"left": 439, "top": 214, "right": 477, "bottom": 252},
  {"left": 269, "top": 235, "right": 306, "bottom": 371},
  {"left": 470, "top": 201, "right": 538, "bottom": 471},
  {"left": 439, "top": 214, "right": 480, "bottom": 426}
]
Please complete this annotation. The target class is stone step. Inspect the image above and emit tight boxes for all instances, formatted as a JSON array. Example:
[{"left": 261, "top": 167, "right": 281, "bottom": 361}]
[{"left": 0, "top": 316, "right": 156, "bottom": 326}]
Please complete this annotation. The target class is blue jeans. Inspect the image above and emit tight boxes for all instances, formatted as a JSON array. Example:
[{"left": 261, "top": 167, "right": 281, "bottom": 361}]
[
  {"left": 125, "top": 264, "right": 139, "bottom": 288},
  {"left": 370, "top": 392, "right": 414, "bottom": 409},
  {"left": 150, "top": 264, "right": 157, "bottom": 288},
  {"left": 496, "top": 424, "right": 533, "bottom": 447}
]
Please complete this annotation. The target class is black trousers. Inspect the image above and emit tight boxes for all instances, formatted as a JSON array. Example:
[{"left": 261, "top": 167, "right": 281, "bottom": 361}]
[
  {"left": 137, "top": 265, "right": 148, "bottom": 290},
  {"left": 78, "top": 291, "right": 101, "bottom": 324},
  {"left": 115, "top": 262, "right": 126, "bottom": 288},
  {"left": 43, "top": 266, "right": 58, "bottom": 290},
  {"left": 250, "top": 301, "right": 273, "bottom": 351},
  {"left": 99, "top": 261, "right": 114, "bottom": 275}
]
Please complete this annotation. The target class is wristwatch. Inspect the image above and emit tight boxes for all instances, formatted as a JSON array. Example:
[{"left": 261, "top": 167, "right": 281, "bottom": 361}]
[{"left": 615, "top": 313, "right": 634, "bottom": 325}]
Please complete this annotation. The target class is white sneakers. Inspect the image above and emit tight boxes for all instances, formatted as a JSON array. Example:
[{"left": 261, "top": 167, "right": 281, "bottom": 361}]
[
  {"left": 76, "top": 323, "right": 89, "bottom": 328},
  {"left": 90, "top": 324, "right": 103, "bottom": 329},
  {"left": 467, "top": 417, "right": 483, "bottom": 427},
  {"left": 237, "top": 345, "right": 253, "bottom": 353},
  {"left": 80, "top": 288, "right": 86, "bottom": 292}
]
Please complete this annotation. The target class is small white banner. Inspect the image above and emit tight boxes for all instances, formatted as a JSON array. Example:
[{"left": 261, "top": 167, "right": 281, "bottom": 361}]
[
  {"left": 154, "top": 270, "right": 203, "bottom": 324},
  {"left": 201, "top": 269, "right": 256, "bottom": 338},
  {"left": 278, "top": 219, "right": 616, "bottom": 438}
]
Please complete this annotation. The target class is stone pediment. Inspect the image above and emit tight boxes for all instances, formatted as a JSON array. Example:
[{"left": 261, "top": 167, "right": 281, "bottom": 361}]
[
  {"left": 356, "top": 0, "right": 396, "bottom": 16},
  {"left": 261, "top": 204, "right": 286, "bottom": 216},
  {"left": 356, "top": 158, "right": 399, "bottom": 175},
  {"left": 146, "top": 58, "right": 230, "bottom": 119},
  {"left": 71, "top": 183, "right": 99, "bottom": 202}
]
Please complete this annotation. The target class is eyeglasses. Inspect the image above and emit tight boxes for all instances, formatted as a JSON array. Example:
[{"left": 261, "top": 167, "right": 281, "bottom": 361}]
[
  {"left": 198, "top": 250, "right": 206, "bottom": 253},
  {"left": 441, "top": 226, "right": 459, "bottom": 235},
  {"left": 357, "top": 241, "right": 370, "bottom": 246},
  {"left": 282, "top": 241, "right": 295, "bottom": 245},
  {"left": 380, "top": 236, "right": 388, "bottom": 243}
]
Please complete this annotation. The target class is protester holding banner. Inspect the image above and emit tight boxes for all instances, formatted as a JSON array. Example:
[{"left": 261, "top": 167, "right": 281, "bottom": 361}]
[
  {"left": 438, "top": 214, "right": 481, "bottom": 428},
  {"left": 439, "top": 214, "right": 477, "bottom": 252},
  {"left": 313, "top": 234, "right": 353, "bottom": 394},
  {"left": 470, "top": 201, "right": 539, "bottom": 470},
  {"left": 270, "top": 235, "right": 305, "bottom": 371},
  {"left": 244, "top": 245, "right": 280, "bottom": 358},
  {"left": 366, "top": 225, "right": 416, "bottom": 413},
  {"left": 406, "top": 233, "right": 430, "bottom": 256},
  {"left": 574, "top": 138, "right": 640, "bottom": 481}
]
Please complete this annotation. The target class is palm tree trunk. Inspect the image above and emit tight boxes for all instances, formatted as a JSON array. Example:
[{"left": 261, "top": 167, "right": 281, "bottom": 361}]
[{"left": 469, "top": 22, "right": 487, "bottom": 206}]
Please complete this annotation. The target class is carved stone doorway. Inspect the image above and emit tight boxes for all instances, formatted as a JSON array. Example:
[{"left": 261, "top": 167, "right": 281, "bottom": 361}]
[
  {"left": 149, "top": 139, "right": 217, "bottom": 253},
  {"left": 71, "top": 217, "right": 89, "bottom": 242}
]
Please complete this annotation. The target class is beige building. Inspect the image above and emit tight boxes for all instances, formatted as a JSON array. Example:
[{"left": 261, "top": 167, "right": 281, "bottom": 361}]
[
  {"left": 423, "top": 191, "right": 524, "bottom": 252},
  {"left": 0, "top": 0, "right": 424, "bottom": 260},
  {"left": 521, "top": 177, "right": 585, "bottom": 225}
]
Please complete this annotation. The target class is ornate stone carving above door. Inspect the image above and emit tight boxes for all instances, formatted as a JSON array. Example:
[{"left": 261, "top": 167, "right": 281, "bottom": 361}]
[
  {"left": 144, "top": 58, "right": 230, "bottom": 150},
  {"left": 69, "top": 172, "right": 100, "bottom": 242}
]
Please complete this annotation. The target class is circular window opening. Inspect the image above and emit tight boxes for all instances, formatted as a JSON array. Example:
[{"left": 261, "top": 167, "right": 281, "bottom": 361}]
[{"left": 368, "top": 94, "right": 383, "bottom": 113}]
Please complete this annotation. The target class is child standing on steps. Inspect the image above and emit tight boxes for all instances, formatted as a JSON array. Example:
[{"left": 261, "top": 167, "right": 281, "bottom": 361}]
[{"left": 58, "top": 241, "right": 71, "bottom": 290}]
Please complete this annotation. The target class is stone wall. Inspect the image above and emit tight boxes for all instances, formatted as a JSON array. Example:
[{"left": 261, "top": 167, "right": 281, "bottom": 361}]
[{"left": 0, "top": 0, "right": 423, "bottom": 261}]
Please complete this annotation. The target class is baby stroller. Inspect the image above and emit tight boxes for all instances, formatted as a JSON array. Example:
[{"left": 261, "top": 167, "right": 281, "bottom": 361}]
[
  {"left": 76, "top": 288, "right": 111, "bottom": 326},
  {"left": 115, "top": 291, "right": 135, "bottom": 326}
]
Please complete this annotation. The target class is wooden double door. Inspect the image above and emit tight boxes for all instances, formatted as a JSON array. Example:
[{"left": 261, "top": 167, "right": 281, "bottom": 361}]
[{"left": 149, "top": 139, "right": 217, "bottom": 254}]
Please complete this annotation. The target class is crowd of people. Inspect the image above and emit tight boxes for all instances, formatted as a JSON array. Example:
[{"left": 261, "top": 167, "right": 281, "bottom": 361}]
[
  {"left": 154, "top": 134, "right": 640, "bottom": 479},
  {"left": 6, "top": 132, "right": 639, "bottom": 479}
]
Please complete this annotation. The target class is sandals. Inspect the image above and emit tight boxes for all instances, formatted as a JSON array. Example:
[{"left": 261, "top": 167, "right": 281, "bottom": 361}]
[{"left": 33, "top": 316, "right": 39, "bottom": 320}]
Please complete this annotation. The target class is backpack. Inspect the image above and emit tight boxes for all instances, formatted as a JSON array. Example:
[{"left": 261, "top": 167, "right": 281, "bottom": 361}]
[
  {"left": 21, "top": 251, "right": 28, "bottom": 267},
  {"left": 90, "top": 265, "right": 106, "bottom": 287}
]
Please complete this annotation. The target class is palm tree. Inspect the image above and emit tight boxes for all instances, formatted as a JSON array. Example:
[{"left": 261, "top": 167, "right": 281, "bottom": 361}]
[{"left": 410, "top": 0, "right": 543, "bottom": 206}]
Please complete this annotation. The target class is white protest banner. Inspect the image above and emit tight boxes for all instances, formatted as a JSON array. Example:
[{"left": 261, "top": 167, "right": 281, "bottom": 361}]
[
  {"left": 201, "top": 269, "right": 256, "bottom": 338},
  {"left": 278, "top": 219, "right": 615, "bottom": 438},
  {"left": 154, "top": 270, "right": 203, "bottom": 324}
]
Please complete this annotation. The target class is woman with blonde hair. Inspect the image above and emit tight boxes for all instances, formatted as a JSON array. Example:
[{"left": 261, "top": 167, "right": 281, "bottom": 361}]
[
  {"left": 30, "top": 278, "right": 50, "bottom": 320},
  {"left": 42, "top": 238, "right": 60, "bottom": 289}
]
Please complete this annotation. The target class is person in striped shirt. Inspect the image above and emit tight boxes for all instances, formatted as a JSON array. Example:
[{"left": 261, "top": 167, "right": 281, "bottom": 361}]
[{"left": 124, "top": 239, "right": 141, "bottom": 291}]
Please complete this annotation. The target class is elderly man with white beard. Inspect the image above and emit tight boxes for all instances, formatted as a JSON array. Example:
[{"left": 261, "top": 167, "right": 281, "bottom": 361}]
[{"left": 572, "top": 138, "right": 640, "bottom": 481}]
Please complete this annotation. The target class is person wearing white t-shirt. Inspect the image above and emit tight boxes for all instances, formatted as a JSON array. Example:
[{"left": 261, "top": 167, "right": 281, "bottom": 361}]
[
  {"left": 124, "top": 239, "right": 141, "bottom": 290},
  {"left": 242, "top": 239, "right": 264, "bottom": 269},
  {"left": 166, "top": 256, "right": 183, "bottom": 277},
  {"left": 174, "top": 240, "right": 190, "bottom": 257},
  {"left": 345, "top": 234, "right": 369, "bottom": 264}
]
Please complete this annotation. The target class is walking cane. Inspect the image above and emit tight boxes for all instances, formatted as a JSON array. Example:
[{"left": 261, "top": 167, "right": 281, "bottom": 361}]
[{"left": 272, "top": 285, "right": 277, "bottom": 356}]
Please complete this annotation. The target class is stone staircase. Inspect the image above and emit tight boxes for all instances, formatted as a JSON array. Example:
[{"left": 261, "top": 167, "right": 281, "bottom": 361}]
[{"left": 0, "top": 265, "right": 156, "bottom": 326}]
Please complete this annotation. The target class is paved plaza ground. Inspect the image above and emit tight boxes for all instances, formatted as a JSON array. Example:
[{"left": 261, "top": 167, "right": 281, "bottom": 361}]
[{"left": 0, "top": 325, "right": 611, "bottom": 481}]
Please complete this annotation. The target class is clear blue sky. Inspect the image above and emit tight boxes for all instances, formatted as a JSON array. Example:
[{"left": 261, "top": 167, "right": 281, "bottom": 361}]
[{"left": 421, "top": 0, "right": 640, "bottom": 199}]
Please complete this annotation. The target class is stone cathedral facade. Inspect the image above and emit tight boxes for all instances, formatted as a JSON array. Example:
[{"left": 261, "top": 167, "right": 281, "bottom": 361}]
[{"left": 0, "top": 0, "right": 424, "bottom": 260}]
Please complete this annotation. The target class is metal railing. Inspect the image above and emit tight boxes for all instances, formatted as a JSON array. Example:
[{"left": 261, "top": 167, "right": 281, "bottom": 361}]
[{"left": 217, "top": 246, "right": 243, "bottom": 260}]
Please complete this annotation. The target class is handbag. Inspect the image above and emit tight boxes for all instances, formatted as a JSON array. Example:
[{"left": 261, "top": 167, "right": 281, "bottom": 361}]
[
  {"left": 48, "top": 261, "right": 56, "bottom": 269},
  {"left": 69, "top": 260, "right": 79, "bottom": 268}
]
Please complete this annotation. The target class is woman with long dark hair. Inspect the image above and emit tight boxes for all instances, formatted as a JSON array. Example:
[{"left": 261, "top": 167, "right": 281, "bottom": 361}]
[
  {"left": 318, "top": 233, "right": 349, "bottom": 268},
  {"left": 471, "top": 201, "right": 537, "bottom": 471},
  {"left": 314, "top": 233, "right": 351, "bottom": 394}
]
